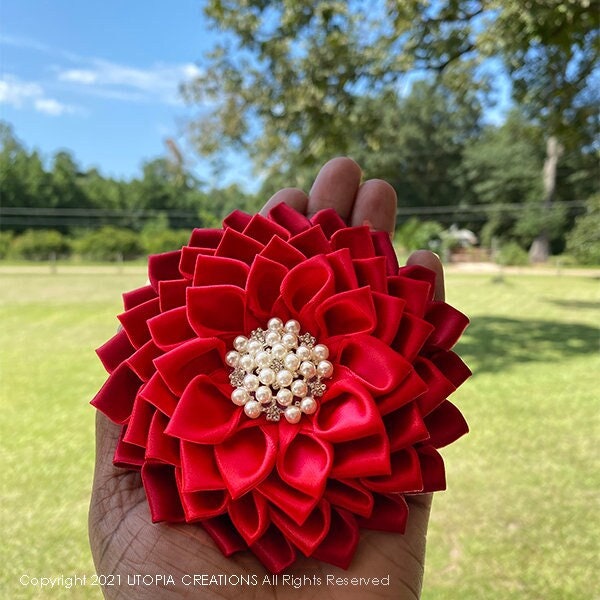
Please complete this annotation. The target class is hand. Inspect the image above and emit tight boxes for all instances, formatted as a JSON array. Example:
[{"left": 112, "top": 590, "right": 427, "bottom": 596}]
[{"left": 89, "top": 157, "right": 445, "bottom": 599}]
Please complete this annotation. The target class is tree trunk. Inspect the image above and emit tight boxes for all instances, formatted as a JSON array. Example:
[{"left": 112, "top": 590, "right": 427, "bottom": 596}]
[{"left": 529, "top": 136, "right": 563, "bottom": 263}]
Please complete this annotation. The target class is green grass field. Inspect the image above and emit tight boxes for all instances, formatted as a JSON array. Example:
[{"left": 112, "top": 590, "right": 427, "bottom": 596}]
[{"left": 1, "top": 267, "right": 598, "bottom": 599}]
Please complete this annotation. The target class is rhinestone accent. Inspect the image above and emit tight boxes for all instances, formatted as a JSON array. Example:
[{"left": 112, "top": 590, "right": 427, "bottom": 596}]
[{"left": 228, "top": 319, "right": 333, "bottom": 424}]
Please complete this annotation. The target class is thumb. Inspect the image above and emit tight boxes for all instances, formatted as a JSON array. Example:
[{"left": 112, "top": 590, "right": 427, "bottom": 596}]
[{"left": 406, "top": 250, "right": 445, "bottom": 302}]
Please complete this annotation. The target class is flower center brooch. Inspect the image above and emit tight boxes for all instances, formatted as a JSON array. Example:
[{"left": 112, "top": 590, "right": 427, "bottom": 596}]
[{"left": 92, "top": 203, "right": 471, "bottom": 573}]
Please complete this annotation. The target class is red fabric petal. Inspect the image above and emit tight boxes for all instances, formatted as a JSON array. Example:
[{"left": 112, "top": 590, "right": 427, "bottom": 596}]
[
  {"left": 418, "top": 445, "right": 446, "bottom": 492},
  {"left": 385, "top": 401, "right": 430, "bottom": 452},
  {"left": 141, "top": 463, "right": 185, "bottom": 522},
  {"left": 324, "top": 479, "right": 374, "bottom": 518},
  {"left": 126, "top": 339, "right": 162, "bottom": 382},
  {"left": 215, "top": 227, "right": 264, "bottom": 265},
  {"left": 270, "top": 500, "right": 331, "bottom": 556},
  {"left": 393, "top": 313, "right": 435, "bottom": 361},
  {"left": 228, "top": 492, "right": 269, "bottom": 545},
  {"left": 414, "top": 357, "right": 457, "bottom": 416},
  {"left": 311, "top": 508, "right": 360, "bottom": 569},
  {"left": 388, "top": 274, "right": 431, "bottom": 317},
  {"left": 186, "top": 285, "right": 246, "bottom": 337},
  {"left": 96, "top": 329, "right": 135, "bottom": 374},
  {"left": 189, "top": 227, "right": 224, "bottom": 247},
  {"left": 314, "top": 378, "right": 382, "bottom": 443},
  {"left": 371, "top": 291, "right": 405, "bottom": 344},
  {"left": 353, "top": 256, "right": 388, "bottom": 292},
  {"left": 268, "top": 202, "right": 311, "bottom": 234},
  {"left": 424, "top": 400, "right": 469, "bottom": 448},
  {"left": 193, "top": 254, "right": 249, "bottom": 288},
  {"left": 180, "top": 487, "right": 229, "bottom": 520},
  {"left": 222, "top": 210, "right": 252, "bottom": 232},
  {"left": 201, "top": 515, "right": 247, "bottom": 556},
  {"left": 331, "top": 225, "right": 375, "bottom": 258},
  {"left": 245, "top": 255, "right": 289, "bottom": 320},
  {"left": 257, "top": 472, "right": 320, "bottom": 525},
  {"left": 123, "top": 284, "right": 156, "bottom": 311},
  {"left": 180, "top": 441, "right": 225, "bottom": 491},
  {"left": 356, "top": 494, "right": 408, "bottom": 533},
  {"left": 123, "top": 397, "right": 155, "bottom": 447},
  {"left": 430, "top": 350, "right": 472, "bottom": 388},
  {"left": 337, "top": 336, "right": 412, "bottom": 396},
  {"left": 215, "top": 425, "right": 277, "bottom": 499},
  {"left": 154, "top": 337, "right": 226, "bottom": 396},
  {"left": 376, "top": 368, "right": 428, "bottom": 416},
  {"left": 371, "top": 230, "right": 399, "bottom": 275},
  {"left": 310, "top": 208, "right": 346, "bottom": 238},
  {"left": 145, "top": 411, "right": 180, "bottom": 466},
  {"left": 289, "top": 225, "right": 332, "bottom": 257},
  {"left": 158, "top": 279, "right": 190, "bottom": 312},
  {"left": 148, "top": 250, "right": 182, "bottom": 292},
  {"left": 113, "top": 425, "right": 144, "bottom": 469},
  {"left": 326, "top": 248, "right": 359, "bottom": 292},
  {"left": 315, "top": 286, "right": 377, "bottom": 339},
  {"left": 117, "top": 297, "right": 160, "bottom": 349},
  {"left": 147, "top": 306, "right": 196, "bottom": 351},
  {"left": 277, "top": 430, "right": 333, "bottom": 498},
  {"left": 362, "top": 447, "right": 423, "bottom": 494},
  {"left": 179, "top": 246, "right": 215, "bottom": 279},
  {"left": 398, "top": 264, "right": 437, "bottom": 300},
  {"left": 138, "top": 372, "right": 178, "bottom": 417},
  {"left": 250, "top": 525, "right": 296, "bottom": 574},
  {"left": 425, "top": 302, "right": 470, "bottom": 351},
  {"left": 243, "top": 213, "right": 290, "bottom": 244},
  {"left": 330, "top": 431, "right": 391, "bottom": 479},
  {"left": 166, "top": 374, "right": 240, "bottom": 444},
  {"left": 91, "top": 362, "right": 142, "bottom": 424},
  {"left": 259, "top": 235, "right": 306, "bottom": 268}
]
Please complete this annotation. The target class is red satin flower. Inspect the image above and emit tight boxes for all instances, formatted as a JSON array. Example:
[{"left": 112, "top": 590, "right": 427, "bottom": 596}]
[{"left": 91, "top": 204, "right": 471, "bottom": 573}]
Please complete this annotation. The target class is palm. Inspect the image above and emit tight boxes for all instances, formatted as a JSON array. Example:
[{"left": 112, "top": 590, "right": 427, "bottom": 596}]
[{"left": 90, "top": 158, "right": 444, "bottom": 599}]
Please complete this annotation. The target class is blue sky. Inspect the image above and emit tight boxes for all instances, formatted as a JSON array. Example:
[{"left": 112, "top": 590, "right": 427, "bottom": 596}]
[{"left": 0, "top": 0, "right": 256, "bottom": 188}]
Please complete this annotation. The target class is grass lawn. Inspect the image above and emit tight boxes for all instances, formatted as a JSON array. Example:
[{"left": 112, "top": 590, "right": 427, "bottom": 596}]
[{"left": 0, "top": 267, "right": 598, "bottom": 599}]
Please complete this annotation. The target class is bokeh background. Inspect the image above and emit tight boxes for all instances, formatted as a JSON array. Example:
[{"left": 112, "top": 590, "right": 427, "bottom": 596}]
[{"left": 1, "top": 2, "right": 598, "bottom": 598}]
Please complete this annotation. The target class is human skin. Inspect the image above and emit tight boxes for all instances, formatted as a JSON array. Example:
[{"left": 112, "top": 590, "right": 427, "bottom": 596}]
[{"left": 89, "top": 157, "right": 445, "bottom": 599}]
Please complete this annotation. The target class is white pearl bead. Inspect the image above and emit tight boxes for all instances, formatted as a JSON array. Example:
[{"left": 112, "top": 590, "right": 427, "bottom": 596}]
[
  {"left": 299, "top": 360, "right": 316, "bottom": 379},
  {"left": 281, "top": 333, "right": 298, "bottom": 349},
  {"left": 312, "top": 344, "right": 329, "bottom": 361},
  {"left": 284, "top": 352, "right": 301, "bottom": 372},
  {"left": 255, "top": 350, "right": 271, "bottom": 369},
  {"left": 244, "top": 400, "right": 262, "bottom": 419},
  {"left": 231, "top": 388, "right": 249, "bottom": 406},
  {"left": 317, "top": 360, "right": 333, "bottom": 378},
  {"left": 268, "top": 317, "right": 284, "bottom": 331},
  {"left": 255, "top": 386, "right": 272, "bottom": 404},
  {"left": 291, "top": 379, "right": 308, "bottom": 397},
  {"left": 284, "top": 319, "right": 301, "bottom": 334},
  {"left": 247, "top": 339, "right": 262, "bottom": 354},
  {"left": 225, "top": 350, "right": 240, "bottom": 367},
  {"left": 258, "top": 367, "right": 276, "bottom": 385},
  {"left": 239, "top": 354, "right": 255, "bottom": 372},
  {"left": 276, "top": 388, "right": 293, "bottom": 406},
  {"left": 234, "top": 335, "right": 248, "bottom": 352},
  {"left": 296, "top": 346, "right": 311, "bottom": 361},
  {"left": 276, "top": 369, "right": 293, "bottom": 387},
  {"left": 300, "top": 397, "right": 317, "bottom": 414},
  {"left": 265, "top": 331, "right": 281, "bottom": 346},
  {"left": 243, "top": 374, "right": 260, "bottom": 392},
  {"left": 284, "top": 405, "right": 301, "bottom": 424},
  {"left": 271, "top": 343, "right": 286, "bottom": 359}
]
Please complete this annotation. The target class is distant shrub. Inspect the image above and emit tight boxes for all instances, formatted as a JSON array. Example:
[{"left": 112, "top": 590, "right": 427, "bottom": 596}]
[
  {"left": 496, "top": 241, "right": 529, "bottom": 266},
  {"left": 565, "top": 194, "right": 600, "bottom": 266},
  {"left": 141, "top": 229, "right": 191, "bottom": 255},
  {"left": 394, "top": 218, "right": 443, "bottom": 252},
  {"left": 72, "top": 226, "right": 144, "bottom": 261},
  {"left": 0, "top": 231, "right": 14, "bottom": 259},
  {"left": 10, "top": 229, "right": 71, "bottom": 260}
]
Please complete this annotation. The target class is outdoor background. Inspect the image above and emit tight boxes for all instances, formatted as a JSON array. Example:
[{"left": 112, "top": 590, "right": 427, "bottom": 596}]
[{"left": 1, "top": 1, "right": 599, "bottom": 598}]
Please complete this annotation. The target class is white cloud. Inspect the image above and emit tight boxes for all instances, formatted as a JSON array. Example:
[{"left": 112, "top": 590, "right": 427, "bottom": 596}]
[
  {"left": 0, "top": 73, "right": 80, "bottom": 116},
  {"left": 59, "top": 69, "right": 98, "bottom": 85}
]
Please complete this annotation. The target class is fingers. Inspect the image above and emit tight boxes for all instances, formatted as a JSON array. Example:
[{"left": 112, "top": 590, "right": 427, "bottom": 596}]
[
  {"left": 307, "top": 157, "right": 362, "bottom": 221},
  {"left": 407, "top": 250, "right": 445, "bottom": 301},
  {"left": 259, "top": 187, "right": 308, "bottom": 217},
  {"left": 350, "top": 178, "right": 397, "bottom": 236}
]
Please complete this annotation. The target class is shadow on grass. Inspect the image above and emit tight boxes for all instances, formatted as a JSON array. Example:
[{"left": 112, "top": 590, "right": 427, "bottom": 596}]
[
  {"left": 455, "top": 316, "right": 599, "bottom": 374},
  {"left": 543, "top": 299, "right": 600, "bottom": 310}
]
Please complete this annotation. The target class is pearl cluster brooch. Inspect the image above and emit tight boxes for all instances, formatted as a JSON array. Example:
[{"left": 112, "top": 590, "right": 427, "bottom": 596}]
[{"left": 226, "top": 317, "right": 333, "bottom": 424}]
